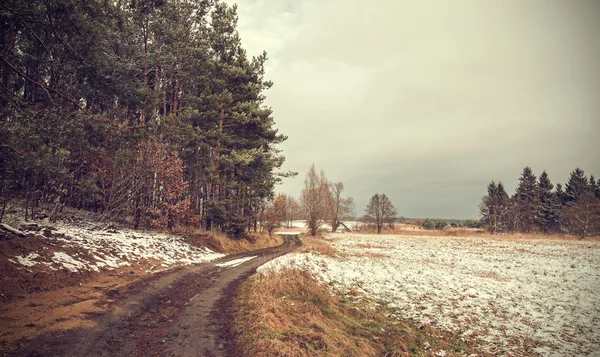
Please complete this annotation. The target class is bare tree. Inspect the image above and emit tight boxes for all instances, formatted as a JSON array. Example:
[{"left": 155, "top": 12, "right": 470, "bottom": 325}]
[
  {"left": 263, "top": 202, "right": 281, "bottom": 236},
  {"left": 300, "top": 164, "right": 330, "bottom": 236},
  {"left": 562, "top": 191, "right": 600, "bottom": 238},
  {"left": 327, "top": 182, "right": 355, "bottom": 232},
  {"left": 285, "top": 195, "right": 301, "bottom": 228},
  {"left": 273, "top": 194, "right": 288, "bottom": 223},
  {"left": 364, "top": 193, "right": 397, "bottom": 234}
]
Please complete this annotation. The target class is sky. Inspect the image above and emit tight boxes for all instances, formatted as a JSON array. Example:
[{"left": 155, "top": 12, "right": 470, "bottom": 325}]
[{"left": 224, "top": 0, "right": 600, "bottom": 219}]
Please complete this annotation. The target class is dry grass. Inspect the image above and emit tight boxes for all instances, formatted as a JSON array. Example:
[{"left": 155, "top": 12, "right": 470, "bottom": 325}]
[
  {"left": 297, "top": 236, "right": 339, "bottom": 257},
  {"left": 172, "top": 226, "right": 284, "bottom": 254},
  {"left": 353, "top": 224, "right": 598, "bottom": 242},
  {"left": 233, "top": 268, "right": 489, "bottom": 357}
]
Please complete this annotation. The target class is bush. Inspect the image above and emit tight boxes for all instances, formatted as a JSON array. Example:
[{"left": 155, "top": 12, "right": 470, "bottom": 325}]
[
  {"left": 462, "top": 219, "right": 482, "bottom": 228},
  {"left": 421, "top": 218, "right": 447, "bottom": 230}
]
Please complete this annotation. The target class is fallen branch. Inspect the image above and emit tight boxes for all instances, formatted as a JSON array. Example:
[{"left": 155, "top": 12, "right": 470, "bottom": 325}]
[{"left": 0, "top": 223, "right": 26, "bottom": 237}]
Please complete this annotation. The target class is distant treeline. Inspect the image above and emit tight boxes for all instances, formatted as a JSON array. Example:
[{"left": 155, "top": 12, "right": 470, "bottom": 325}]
[
  {"left": 399, "top": 217, "right": 482, "bottom": 230},
  {"left": 480, "top": 167, "right": 600, "bottom": 237},
  {"left": 0, "top": 0, "right": 290, "bottom": 236}
]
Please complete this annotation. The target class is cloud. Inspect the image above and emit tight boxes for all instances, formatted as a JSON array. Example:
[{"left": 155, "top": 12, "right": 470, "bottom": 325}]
[{"left": 229, "top": 0, "right": 600, "bottom": 218}]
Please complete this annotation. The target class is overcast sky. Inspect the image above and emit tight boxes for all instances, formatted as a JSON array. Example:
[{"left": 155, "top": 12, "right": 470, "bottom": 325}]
[{"left": 224, "top": 0, "right": 600, "bottom": 219}]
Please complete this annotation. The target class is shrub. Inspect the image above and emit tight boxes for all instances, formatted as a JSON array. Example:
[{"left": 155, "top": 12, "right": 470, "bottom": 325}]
[
  {"left": 462, "top": 219, "right": 482, "bottom": 228},
  {"left": 421, "top": 218, "right": 447, "bottom": 230}
]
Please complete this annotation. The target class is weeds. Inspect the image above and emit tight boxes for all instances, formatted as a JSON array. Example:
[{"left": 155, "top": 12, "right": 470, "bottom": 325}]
[
  {"left": 297, "top": 236, "right": 339, "bottom": 257},
  {"left": 174, "top": 227, "right": 284, "bottom": 254},
  {"left": 233, "top": 268, "right": 488, "bottom": 357}
]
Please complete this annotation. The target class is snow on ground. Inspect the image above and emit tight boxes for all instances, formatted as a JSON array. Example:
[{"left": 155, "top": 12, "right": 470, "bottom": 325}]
[
  {"left": 258, "top": 234, "right": 600, "bottom": 357},
  {"left": 7, "top": 222, "right": 224, "bottom": 273},
  {"left": 216, "top": 256, "right": 257, "bottom": 268}
]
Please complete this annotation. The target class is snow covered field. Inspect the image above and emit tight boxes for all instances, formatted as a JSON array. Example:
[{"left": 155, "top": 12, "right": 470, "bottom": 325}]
[
  {"left": 259, "top": 234, "right": 600, "bottom": 356},
  {"left": 7, "top": 222, "right": 224, "bottom": 273}
]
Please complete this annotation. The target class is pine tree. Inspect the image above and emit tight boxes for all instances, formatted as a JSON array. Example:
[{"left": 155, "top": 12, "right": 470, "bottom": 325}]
[
  {"left": 513, "top": 167, "right": 539, "bottom": 232},
  {"left": 536, "top": 171, "right": 560, "bottom": 233},
  {"left": 564, "top": 168, "right": 590, "bottom": 203},
  {"left": 0, "top": 0, "right": 289, "bottom": 236},
  {"left": 589, "top": 175, "right": 599, "bottom": 198},
  {"left": 479, "top": 181, "right": 510, "bottom": 233}
]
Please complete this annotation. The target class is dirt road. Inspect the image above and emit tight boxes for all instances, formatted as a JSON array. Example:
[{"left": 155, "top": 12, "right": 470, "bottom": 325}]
[{"left": 14, "top": 235, "right": 300, "bottom": 357}]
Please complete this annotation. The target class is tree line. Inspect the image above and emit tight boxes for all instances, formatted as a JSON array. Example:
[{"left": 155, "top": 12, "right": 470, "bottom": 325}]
[
  {"left": 263, "top": 164, "right": 397, "bottom": 236},
  {"left": 480, "top": 167, "right": 600, "bottom": 238},
  {"left": 0, "top": 0, "right": 292, "bottom": 236}
]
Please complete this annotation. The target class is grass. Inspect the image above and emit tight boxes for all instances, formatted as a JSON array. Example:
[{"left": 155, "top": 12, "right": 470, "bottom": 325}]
[
  {"left": 297, "top": 236, "right": 340, "bottom": 257},
  {"left": 352, "top": 224, "right": 595, "bottom": 241},
  {"left": 233, "top": 268, "right": 489, "bottom": 357},
  {"left": 172, "top": 226, "right": 284, "bottom": 254}
]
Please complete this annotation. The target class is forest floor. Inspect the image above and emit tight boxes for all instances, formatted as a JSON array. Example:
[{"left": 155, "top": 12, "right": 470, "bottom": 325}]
[{"left": 0, "top": 210, "right": 290, "bottom": 356}]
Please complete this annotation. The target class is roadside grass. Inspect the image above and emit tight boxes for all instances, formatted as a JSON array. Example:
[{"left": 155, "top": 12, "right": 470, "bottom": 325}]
[
  {"left": 233, "top": 268, "right": 489, "bottom": 357},
  {"left": 173, "top": 227, "right": 284, "bottom": 254},
  {"left": 297, "top": 236, "right": 339, "bottom": 257}
]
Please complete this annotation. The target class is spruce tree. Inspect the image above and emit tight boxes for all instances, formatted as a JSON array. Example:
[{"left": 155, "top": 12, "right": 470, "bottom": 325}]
[
  {"left": 556, "top": 183, "right": 567, "bottom": 205},
  {"left": 513, "top": 166, "right": 539, "bottom": 232},
  {"left": 564, "top": 168, "right": 590, "bottom": 203},
  {"left": 536, "top": 171, "right": 560, "bottom": 233},
  {"left": 479, "top": 181, "right": 510, "bottom": 233},
  {"left": 589, "top": 175, "right": 600, "bottom": 198}
]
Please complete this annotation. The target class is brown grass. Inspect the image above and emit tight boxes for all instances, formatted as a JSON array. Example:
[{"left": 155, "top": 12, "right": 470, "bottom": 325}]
[
  {"left": 352, "top": 224, "right": 599, "bottom": 242},
  {"left": 297, "top": 236, "right": 339, "bottom": 257},
  {"left": 233, "top": 268, "right": 490, "bottom": 357},
  {"left": 173, "top": 226, "right": 284, "bottom": 254}
]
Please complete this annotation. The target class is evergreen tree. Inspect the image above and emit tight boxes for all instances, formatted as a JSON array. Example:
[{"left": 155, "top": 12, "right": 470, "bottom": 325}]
[
  {"left": 536, "top": 171, "right": 560, "bottom": 233},
  {"left": 556, "top": 183, "right": 567, "bottom": 206},
  {"left": 512, "top": 166, "right": 539, "bottom": 232},
  {"left": 0, "top": 0, "right": 289, "bottom": 235},
  {"left": 589, "top": 175, "right": 600, "bottom": 198},
  {"left": 479, "top": 181, "right": 510, "bottom": 233},
  {"left": 564, "top": 168, "right": 590, "bottom": 203}
]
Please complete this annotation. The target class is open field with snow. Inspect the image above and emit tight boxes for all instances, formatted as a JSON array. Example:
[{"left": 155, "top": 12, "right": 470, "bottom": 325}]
[{"left": 259, "top": 233, "right": 600, "bottom": 356}]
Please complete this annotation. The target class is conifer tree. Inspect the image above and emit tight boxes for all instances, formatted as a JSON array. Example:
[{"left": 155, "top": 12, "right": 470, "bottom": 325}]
[
  {"left": 0, "top": 0, "right": 289, "bottom": 236},
  {"left": 536, "top": 171, "right": 560, "bottom": 233},
  {"left": 512, "top": 167, "right": 539, "bottom": 232},
  {"left": 589, "top": 175, "right": 600, "bottom": 199},
  {"left": 556, "top": 183, "right": 567, "bottom": 206},
  {"left": 479, "top": 181, "right": 510, "bottom": 233},
  {"left": 564, "top": 168, "right": 590, "bottom": 203}
]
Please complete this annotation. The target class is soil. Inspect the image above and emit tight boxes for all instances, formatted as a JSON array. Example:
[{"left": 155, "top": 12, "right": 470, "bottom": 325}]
[
  {"left": 2, "top": 235, "right": 300, "bottom": 357},
  {"left": 0, "top": 231, "right": 100, "bottom": 300}
]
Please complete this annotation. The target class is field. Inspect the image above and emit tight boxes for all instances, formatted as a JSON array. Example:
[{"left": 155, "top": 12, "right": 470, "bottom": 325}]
[{"left": 258, "top": 233, "right": 600, "bottom": 356}]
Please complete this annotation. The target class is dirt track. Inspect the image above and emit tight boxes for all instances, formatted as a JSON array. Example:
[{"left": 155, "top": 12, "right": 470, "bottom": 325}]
[{"left": 14, "top": 235, "right": 300, "bottom": 357}]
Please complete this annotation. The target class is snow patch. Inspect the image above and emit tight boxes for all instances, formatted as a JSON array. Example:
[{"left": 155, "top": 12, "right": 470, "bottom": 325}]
[
  {"left": 8, "top": 222, "right": 225, "bottom": 273},
  {"left": 10, "top": 253, "right": 41, "bottom": 267},
  {"left": 216, "top": 256, "right": 257, "bottom": 268}
]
